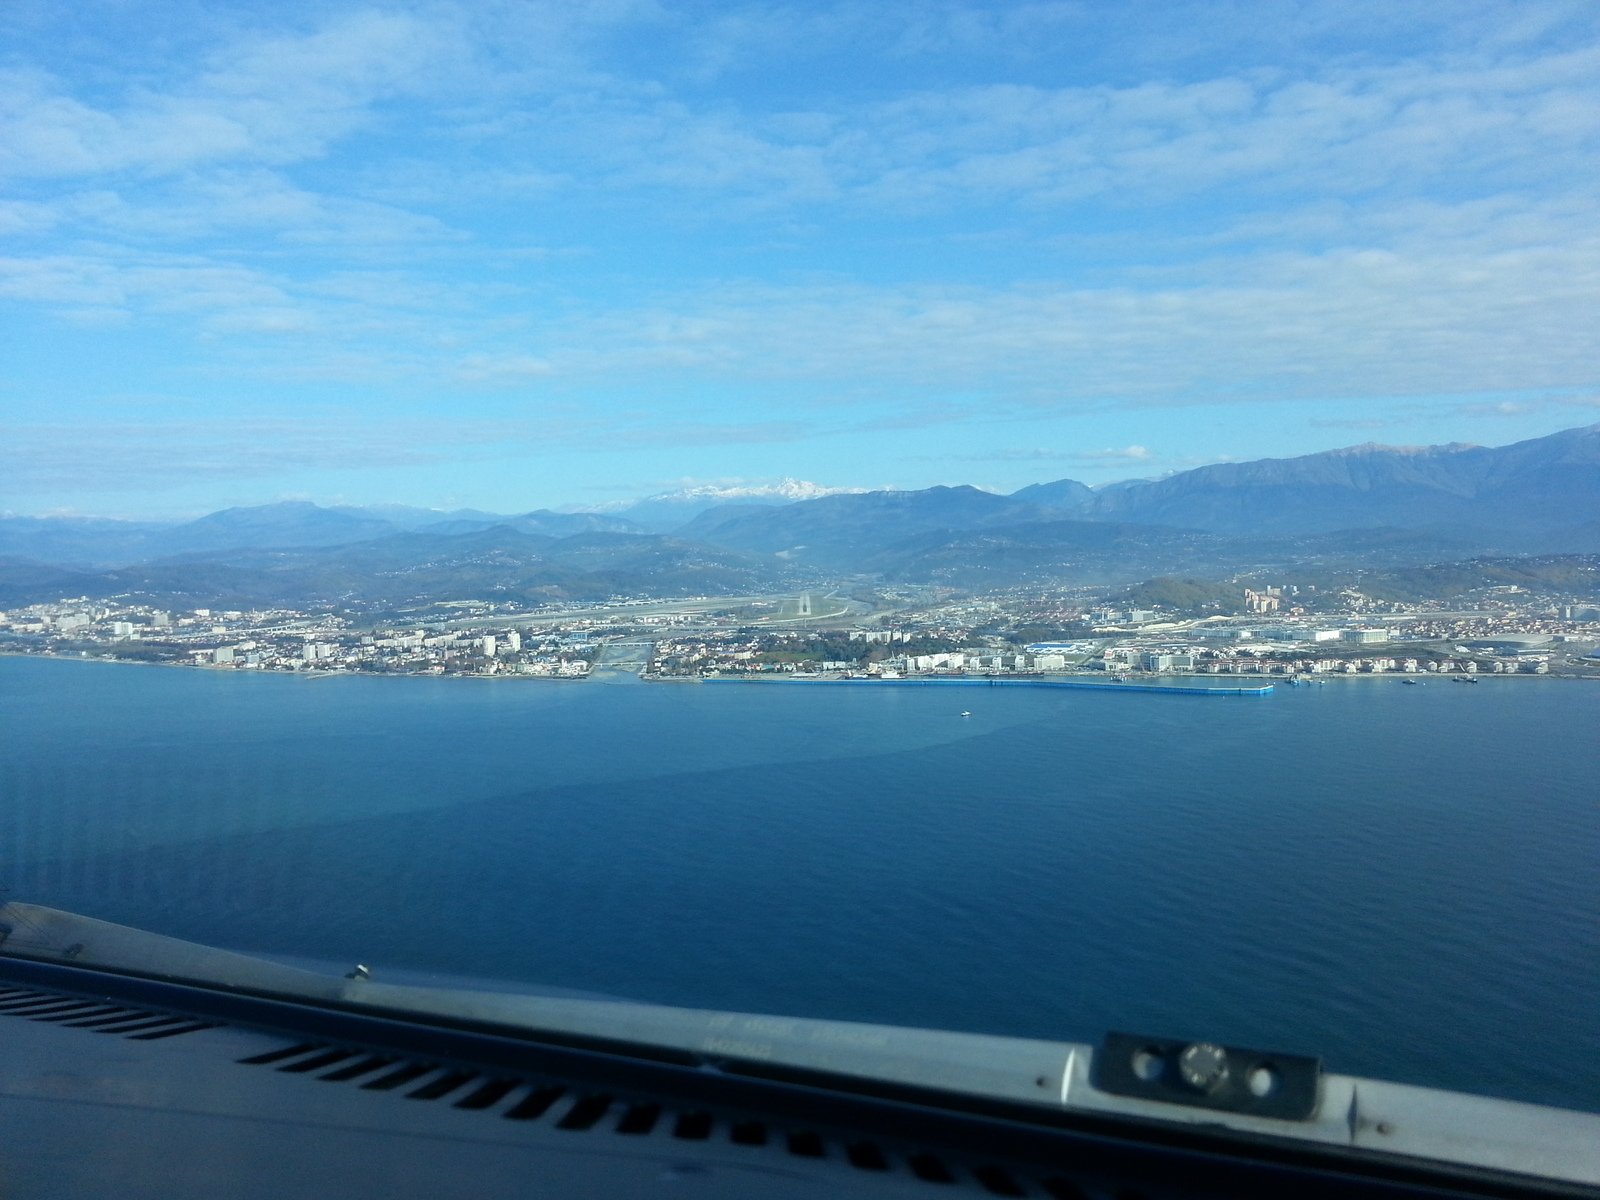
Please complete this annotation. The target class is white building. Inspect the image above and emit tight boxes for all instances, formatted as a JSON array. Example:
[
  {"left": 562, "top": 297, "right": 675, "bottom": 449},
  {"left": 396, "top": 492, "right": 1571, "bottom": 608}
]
[
  {"left": 908, "top": 652, "right": 964, "bottom": 671},
  {"left": 1343, "top": 628, "right": 1391, "bottom": 645}
]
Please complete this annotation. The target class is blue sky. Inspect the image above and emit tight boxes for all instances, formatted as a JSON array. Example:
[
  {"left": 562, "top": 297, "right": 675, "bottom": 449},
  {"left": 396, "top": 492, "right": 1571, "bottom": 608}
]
[{"left": 3, "top": 0, "right": 1599, "bottom": 517}]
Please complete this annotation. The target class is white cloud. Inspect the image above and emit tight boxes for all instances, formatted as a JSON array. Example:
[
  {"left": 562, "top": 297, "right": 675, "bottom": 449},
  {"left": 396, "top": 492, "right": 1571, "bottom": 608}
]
[
  {"left": 507, "top": 197, "right": 1600, "bottom": 404},
  {"left": 1072, "top": 446, "right": 1152, "bottom": 462},
  {"left": 5, "top": 184, "right": 1595, "bottom": 411},
  {"left": 472, "top": 36, "right": 1600, "bottom": 213},
  {"left": 2, "top": 157, "right": 1595, "bottom": 420},
  {"left": 454, "top": 353, "right": 555, "bottom": 385},
  {"left": 0, "top": 251, "right": 301, "bottom": 321},
  {"left": 11, "top": 4, "right": 1589, "bottom": 246},
  {"left": 2, "top": 1, "right": 1599, "bottom": 510},
  {"left": 0, "top": 13, "right": 447, "bottom": 180},
  {"left": 52, "top": 172, "right": 461, "bottom": 245}
]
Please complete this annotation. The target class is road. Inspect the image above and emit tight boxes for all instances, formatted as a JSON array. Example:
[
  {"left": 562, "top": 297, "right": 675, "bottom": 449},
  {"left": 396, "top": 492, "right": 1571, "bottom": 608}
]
[{"left": 440, "top": 589, "right": 886, "bottom": 636}]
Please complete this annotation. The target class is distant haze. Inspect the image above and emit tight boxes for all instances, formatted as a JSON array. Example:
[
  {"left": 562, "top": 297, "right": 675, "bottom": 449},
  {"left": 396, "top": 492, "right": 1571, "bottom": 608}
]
[
  {"left": 581, "top": 480, "right": 869, "bottom": 531},
  {"left": 3, "top": 424, "right": 1596, "bottom": 606}
]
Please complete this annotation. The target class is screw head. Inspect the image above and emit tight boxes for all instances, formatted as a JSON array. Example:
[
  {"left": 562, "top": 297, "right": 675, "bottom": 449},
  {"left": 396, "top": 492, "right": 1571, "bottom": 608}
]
[{"left": 1177, "top": 1042, "right": 1230, "bottom": 1093}]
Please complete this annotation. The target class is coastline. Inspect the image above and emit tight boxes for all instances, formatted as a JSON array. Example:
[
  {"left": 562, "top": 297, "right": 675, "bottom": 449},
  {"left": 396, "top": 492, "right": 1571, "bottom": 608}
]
[
  {"left": 0, "top": 650, "right": 589, "bottom": 681},
  {"left": 6, "top": 649, "right": 1597, "bottom": 687}
]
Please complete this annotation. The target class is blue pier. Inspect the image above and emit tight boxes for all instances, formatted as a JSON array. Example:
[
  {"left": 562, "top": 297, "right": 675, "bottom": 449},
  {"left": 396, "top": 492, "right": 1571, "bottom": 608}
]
[{"left": 703, "top": 676, "right": 1273, "bottom": 696}]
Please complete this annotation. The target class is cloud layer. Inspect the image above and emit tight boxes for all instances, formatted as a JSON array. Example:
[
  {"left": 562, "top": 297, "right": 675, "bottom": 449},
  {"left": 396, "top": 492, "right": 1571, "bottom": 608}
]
[{"left": 2, "top": 1, "right": 1598, "bottom": 504}]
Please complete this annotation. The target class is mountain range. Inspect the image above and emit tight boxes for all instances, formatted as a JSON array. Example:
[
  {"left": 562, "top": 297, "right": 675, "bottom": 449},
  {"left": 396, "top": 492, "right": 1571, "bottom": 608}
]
[
  {"left": 0, "top": 503, "right": 645, "bottom": 568},
  {"left": 2, "top": 424, "right": 1596, "bottom": 605},
  {"left": 0, "top": 529, "right": 772, "bottom": 610},
  {"left": 1055, "top": 424, "right": 1600, "bottom": 534},
  {"left": 673, "top": 424, "right": 1600, "bottom": 571}
]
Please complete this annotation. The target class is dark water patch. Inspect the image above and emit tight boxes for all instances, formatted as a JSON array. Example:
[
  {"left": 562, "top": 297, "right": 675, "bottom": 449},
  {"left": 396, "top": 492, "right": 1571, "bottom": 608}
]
[{"left": 2, "top": 657, "right": 1597, "bottom": 1111}]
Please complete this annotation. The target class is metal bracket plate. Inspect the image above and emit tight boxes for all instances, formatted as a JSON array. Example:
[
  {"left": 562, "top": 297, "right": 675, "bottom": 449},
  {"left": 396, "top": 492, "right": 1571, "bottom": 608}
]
[{"left": 1094, "top": 1032, "right": 1322, "bottom": 1121}]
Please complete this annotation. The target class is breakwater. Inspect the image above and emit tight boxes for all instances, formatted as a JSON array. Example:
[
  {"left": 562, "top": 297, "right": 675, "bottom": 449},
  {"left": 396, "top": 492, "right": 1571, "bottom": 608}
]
[{"left": 703, "top": 676, "right": 1273, "bottom": 696}]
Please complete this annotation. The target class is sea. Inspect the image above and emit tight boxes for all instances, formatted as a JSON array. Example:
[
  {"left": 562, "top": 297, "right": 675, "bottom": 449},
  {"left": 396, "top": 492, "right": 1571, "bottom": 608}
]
[{"left": 1, "top": 654, "right": 1596, "bottom": 1112}]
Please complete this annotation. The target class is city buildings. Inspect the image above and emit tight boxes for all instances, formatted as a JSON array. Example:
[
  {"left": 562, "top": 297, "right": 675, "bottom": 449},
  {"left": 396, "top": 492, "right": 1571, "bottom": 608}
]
[{"left": 3, "top": 580, "right": 1597, "bottom": 683}]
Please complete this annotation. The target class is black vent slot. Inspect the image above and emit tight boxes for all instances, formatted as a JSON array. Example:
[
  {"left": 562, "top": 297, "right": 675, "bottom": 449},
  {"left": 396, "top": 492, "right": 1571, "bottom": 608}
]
[
  {"left": 62, "top": 1017, "right": 152, "bottom": 1036},
  {"left": 361, "top": 1062, "right": 436, "bottom": 1091},
  {"left": 673, "top": 1110, "right": 713, "bottom": 1140},
  {"left": 280, "top": 1049, "right": 358, "bottom": 1074},
  {"left": 35, "top": 1005, "right": 126, "bottom": 1023},
  {"left": 846, "top": 1142, "right": 889, "bottom": 1171},
  {"left": 555, "top": 1094, "right": 611, "bottom": 1130},
  {"left": 240, "top": 1042, "right": 322, "bottom": 1065},
  {"left": 221, "top": 1033, "right": 1109, "bottom": 1200},
  {"left": 407, "top": 1070, "right": 478, "bottom": 1101},
  {"left": 320, "top": 1055, "right": 396, "bottom": 1082},
  {"left": 616, "top": 1103, "right": 661, "bottom": 1134},
  {"left": 0, "top": 986, "right": 212, "bottom": 1041},
  {"left": 973, "top": 1164, "right": 1028, "bottom": 1196},
  {"left": 454, "top": 1078, "right": 518, "bottom": 1110},
  {"left": 1039, "top": 1179, "right": 1090, "bottom": 1200},
  {"left": 0, "top": 991, "right": 51, "bottom": 1006},
  {"left": 86, "top": 1015, "right": 174, "bottom": 1033},
  {"left": 6, "top": 999, "right": 102, "bottom": 1018},
  {"left": 0, "top": 997, "right": 94, "bottom": 1015},
  {"left": 787, "top": 1131, "right": 826, "bottom": 1158},
  {"left": 908, "top": 1153, "right": 957, "bottom": 1183},
  {"left": 129, "top": 1020, "right": 216, "bottom": 1040},
  {"left": 98, "top": 1016, "right": 196, "bottom": 1036},
  {"left": 503, "top": 1085, "right": 565, "bottom": 1121}
]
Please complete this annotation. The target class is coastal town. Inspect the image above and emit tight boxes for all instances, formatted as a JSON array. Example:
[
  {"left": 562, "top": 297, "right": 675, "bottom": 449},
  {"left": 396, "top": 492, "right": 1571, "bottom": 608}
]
[{"left": 4, "top": 582, "right": 1599, "bottom": 682}]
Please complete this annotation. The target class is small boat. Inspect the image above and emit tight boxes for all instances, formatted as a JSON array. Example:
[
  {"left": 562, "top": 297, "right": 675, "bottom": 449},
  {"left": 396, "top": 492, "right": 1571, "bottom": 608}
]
[
  {"left": 959, "top": 711, "right": 971, "bottom": 717},
  {"left": 1453, "top": 675, "right": 1479, "bottom": 683},
  {"left": 1402, "top": 679, "right": 1420, "bottom": 685}
]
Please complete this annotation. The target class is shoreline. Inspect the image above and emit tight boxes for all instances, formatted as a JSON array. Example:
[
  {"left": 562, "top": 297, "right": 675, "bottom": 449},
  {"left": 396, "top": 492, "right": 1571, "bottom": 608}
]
[
  {"left": 0, "top": 650, "right": 590, "bottom": 681},
  {"left": 6, "top": 649, "right": 1597, "bottom": 687}
]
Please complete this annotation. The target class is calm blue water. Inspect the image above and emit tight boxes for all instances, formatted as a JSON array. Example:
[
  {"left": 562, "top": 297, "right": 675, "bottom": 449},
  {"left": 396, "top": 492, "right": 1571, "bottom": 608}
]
[{"left": 2, "top": 655, "right": 1596, "bottom": 1111}]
